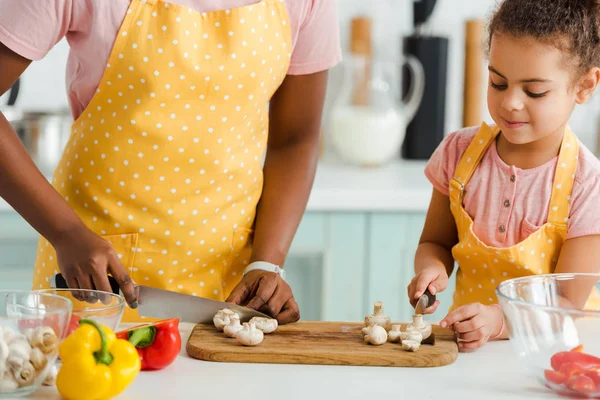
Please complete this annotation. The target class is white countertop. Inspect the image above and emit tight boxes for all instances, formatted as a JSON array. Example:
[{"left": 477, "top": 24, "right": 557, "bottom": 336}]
[
  {"left": 0, "top": 158, "right": 433, "bottom": 214},
  {"left": 30, "top": 322, "right": 557, "bottom": 400}
]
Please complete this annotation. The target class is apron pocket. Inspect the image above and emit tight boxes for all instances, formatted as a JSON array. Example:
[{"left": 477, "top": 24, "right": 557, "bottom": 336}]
[
  {"left": 101, "top": 233, "right": 140, "bottom": 284},
  {"left": 521, "top": 218, "right": 543, "bottom": 240}
]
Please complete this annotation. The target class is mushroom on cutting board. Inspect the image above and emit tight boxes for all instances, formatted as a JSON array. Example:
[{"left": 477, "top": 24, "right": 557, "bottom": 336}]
[
  {"left": 406, "top": 314, "right": 432, "bottom": 340},
  {"left": 213, "top": 309, "right": 238, "bottom": 331},
  {"left": 363, "top": 325, "right": 387, "bottom": 346},
  {"left": 388, "top": 325, "right": 402, "bottom": 343},
  {"left": 400, "top": 330, "right": 423, "bottom": 344},
  {"left": 402, "top": 340, "right": 420, "bottom": 352},
  {"left": 364, "top": 301, "right": 391, "bottom": 331},
  {"left": 236, "top": 322, "right": 264, "bottom": 346},
  {"left": 223, "top": 315, "right": 244, "bottom": 338},
  {"left": 250, "top": 317, "right": 278, "bottom": 334}
]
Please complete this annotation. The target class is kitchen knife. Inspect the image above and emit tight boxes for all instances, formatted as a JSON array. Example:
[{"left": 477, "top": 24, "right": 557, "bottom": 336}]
[
  {"left": 135, "top": 285, "right": 270, "bottom": 323},
  {"left": 415, "top": 289, "right": 436, "bottom": 315}
]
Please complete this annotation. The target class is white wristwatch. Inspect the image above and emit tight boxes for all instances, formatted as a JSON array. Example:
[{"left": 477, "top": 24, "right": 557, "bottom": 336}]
[{"left": 243, "top": 261, "right": 286, "bottom": 280}]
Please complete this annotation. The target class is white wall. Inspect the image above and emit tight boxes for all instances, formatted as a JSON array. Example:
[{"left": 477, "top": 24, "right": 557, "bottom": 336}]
[{"left": 1, "top": 0, "right": 599, "bottom": 150}]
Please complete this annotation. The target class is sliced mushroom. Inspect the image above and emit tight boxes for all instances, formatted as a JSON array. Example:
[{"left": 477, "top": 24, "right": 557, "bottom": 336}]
[
  {"left": 7, "top": 338, "right": 31, "bottom": 370},
  {"left": 0, "top": 374, "right": 18, "bottom": 393},
  {"left": 250, "top": 317, "right": 278, "bottom": 334},
  {"left": 400, "top": 330, "right": 423, "bottom": 344},
  {"left": 236, "top": 322, "right": 264, "bottom": 346},
  {"left": 223, "top": 315, "right": 244, "bottom": 338},
  {"left": 213, "top": 309, "right": 238, "bottom": 331},
  {"left": 364, "top": 301, "right": 391, "bottom": 331},
  {"left": 388, "top": 325, "right": 402, "bottom": 343},
  {"left": 363, "top": 325, "right": 387, "bottom": 346},
  {"left": 29, "top": 347, "right": 47, "bottom": 371},
  {"left": 401, "top": 340, "right": 420, "bottom": 352}
]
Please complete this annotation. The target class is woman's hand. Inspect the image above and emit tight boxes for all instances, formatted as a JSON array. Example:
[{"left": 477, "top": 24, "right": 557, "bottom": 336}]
[
  {"left": 440, "top": 303, "right": 504, "bottom": 352},
  {"left": 226, "top": 270, "right": 300, "bottom": 324},
  {"left": 53, "top": 225, "right": 138, "bottom": 308}
]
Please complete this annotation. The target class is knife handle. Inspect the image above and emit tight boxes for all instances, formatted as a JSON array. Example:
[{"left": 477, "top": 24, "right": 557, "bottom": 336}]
[
  {"left": 51, "top": 273, "right": 121, "bottom": 295},
  {"left": 423, "top": 288, "right": 436, "bottom": 308}
]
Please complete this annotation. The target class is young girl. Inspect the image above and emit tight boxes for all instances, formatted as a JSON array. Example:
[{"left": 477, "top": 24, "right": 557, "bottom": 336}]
[
  {"left": 408, "top": 0, "right": 600, "bottom": 351},
  {"left": 0, "top": 0, "right": 341, "bottom": 323}
]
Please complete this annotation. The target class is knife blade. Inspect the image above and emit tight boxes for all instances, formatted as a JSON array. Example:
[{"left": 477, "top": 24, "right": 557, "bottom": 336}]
[
  {"left": 135, "top": 285, "right": 270, "bottom": 323},
  {"left": 415, "top": 289, "right": 436, "bottom": 315}
]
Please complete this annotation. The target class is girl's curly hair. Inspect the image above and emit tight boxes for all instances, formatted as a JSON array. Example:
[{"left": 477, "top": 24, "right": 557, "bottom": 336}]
[{"left": 488, "top": 0, "right": 600, "bottom": 76}]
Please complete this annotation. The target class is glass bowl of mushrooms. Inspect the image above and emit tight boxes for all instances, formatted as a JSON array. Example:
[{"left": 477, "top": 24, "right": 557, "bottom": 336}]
[
  {"left": 38, "top": 289, "right": 125, "bottom": 337},
  {"left": 496, "top": 273, "right": 600, "bottom": 398},
  {"left": 0, "top": 290, "right": 72, "bottom": 397}
]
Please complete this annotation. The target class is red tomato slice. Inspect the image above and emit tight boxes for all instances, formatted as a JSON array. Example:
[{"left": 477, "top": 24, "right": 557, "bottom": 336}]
[
  {"left": 566, "top": 375, "right": 596, "bottom": 394},
  {"left": 545, "top": 369, "right": 568, "bottom": 385}
]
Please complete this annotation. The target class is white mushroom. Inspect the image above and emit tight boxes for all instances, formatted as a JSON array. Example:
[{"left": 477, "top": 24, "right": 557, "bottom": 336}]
[
  {"left": 213, "top": 309, "right": 238, "bottom": 331},
  {"left": 43, "top": 365, "right": 58, "bottom": 386},
  {"left": 400, "top": 330, "right": 423, "bottom": 344},
  {"left": 0, "top": 338, "right": 8, "bottom": 377},
  {"left": 223, "top": 315, "right": 244, "bottom": 338},
  {"left": 0, "top": 374, "right": 18, "bottom": 393},
  {"left": 13, "top": 361, "right": 35, "bottom": 387},
  {"left": 364, "top": 301, "right": 391, "bottom": 331},
  {"left": 1, "top": 327, "right": 16, "bottom": 344},
  {"left": 29, "top": 326, "right": 58, "bottom": 355},
  {"left": 236, "top": 322, "right": 264, "bottom": 346},
  {"left": 402, "top": 340, "right": 421, "bottom": 352},
  {"left": 29, "top": 347, "right": 47, "bottom": 371},
  {"left": 363, "top": 325, "right": 388, "bottom": 346},
  {"left": 23, "top": 329, "right": 33, "bottom": 344},
  {"left": 250, "top": 317, "right": 278, "bottom": 334},
  {"left": 406, "top": 314, "right": 432, "bottom": 340},
  {"left": 7, "top": 338, "right": 31, "bottom": 370},
  {"left": 388, "top": 325, "right": 402, "bottom": 343}
]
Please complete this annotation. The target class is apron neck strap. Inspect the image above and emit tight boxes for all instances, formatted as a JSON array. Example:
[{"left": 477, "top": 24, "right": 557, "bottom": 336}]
[
  {"left": 547, "top": 126, "right": 579, "bottom": 226},
  {"left": 449, "top": 122, "right": 500, "bottom": 204}
]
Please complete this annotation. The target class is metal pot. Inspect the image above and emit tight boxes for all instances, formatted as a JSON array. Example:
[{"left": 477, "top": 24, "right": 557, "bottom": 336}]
[{"left": 3, "top": 78, "right": 73, "bottom": 177}]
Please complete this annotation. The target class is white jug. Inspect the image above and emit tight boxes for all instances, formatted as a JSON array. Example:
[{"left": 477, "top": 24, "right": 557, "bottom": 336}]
[{"left": 330, "top": 54, "right": 425, "bottom": 166}]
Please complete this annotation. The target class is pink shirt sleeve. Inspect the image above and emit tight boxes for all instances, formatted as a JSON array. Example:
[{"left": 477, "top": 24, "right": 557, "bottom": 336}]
[
  {"left": 0, "top": 0, "right": 72, "bottom": 61},
  {"left": 566, "top": 149, "right": 600, "bottom": 240},
  {"left": 424, "top": 127, "right": 478, "bottom": 196},
  {"left": 287, "top": 0, "right": 341, "bottom": 75}
]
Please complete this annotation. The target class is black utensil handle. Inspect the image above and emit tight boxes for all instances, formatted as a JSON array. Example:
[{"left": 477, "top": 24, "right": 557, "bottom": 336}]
[
  {"left": 413, "top": 0, "right": 438, "bottom": 27},
  {"left": 424, "top": 288, "right": 436, "bottom": 307},
  {"left": 51, "top": 273, "right": 121, "bottom": 295},
  {"left": 7, "top": 78, "right": 19, "bottom": 107}
]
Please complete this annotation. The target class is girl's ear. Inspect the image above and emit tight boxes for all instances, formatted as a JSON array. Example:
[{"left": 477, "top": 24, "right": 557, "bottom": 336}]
[{"left": 575, "top": 67, "right": 600, "bottom": 104}]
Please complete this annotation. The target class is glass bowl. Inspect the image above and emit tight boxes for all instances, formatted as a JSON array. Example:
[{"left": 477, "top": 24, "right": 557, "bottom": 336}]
[
  {"left": 0, "top": 290, "right": 72, "bottom": 397},
  {"left": 497, "top": 273, "right": 600, "bottom": 398},
  {"left": 38, "top": 289, "right": 125, "bottom": 337}
]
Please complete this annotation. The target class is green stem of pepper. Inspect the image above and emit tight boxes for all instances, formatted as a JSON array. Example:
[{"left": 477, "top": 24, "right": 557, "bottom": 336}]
[{"left": 79, "top": 319, "right": 114, "bottom": 365}]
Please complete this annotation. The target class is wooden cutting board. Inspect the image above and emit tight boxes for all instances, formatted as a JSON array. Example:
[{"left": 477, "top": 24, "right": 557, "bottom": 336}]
[{"left": 186, "top": 321, "right": 458, "bottom": 367}]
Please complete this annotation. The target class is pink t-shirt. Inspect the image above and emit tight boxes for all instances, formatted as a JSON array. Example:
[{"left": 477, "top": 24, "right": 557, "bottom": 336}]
[
  {"left": 425, "top": 126, "right": 600, "bottom": 248},
  {"left": 0, "top": 0, "right": 341, "bottom": 119}
]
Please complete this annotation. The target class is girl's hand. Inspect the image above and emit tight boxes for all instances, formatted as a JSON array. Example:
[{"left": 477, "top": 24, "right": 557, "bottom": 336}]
[
  {"left": 440, "top": 303, "right": 504, "bottom": 352},
  {"left": 407, "top": 265, "right": 448, "bottom": 314}
]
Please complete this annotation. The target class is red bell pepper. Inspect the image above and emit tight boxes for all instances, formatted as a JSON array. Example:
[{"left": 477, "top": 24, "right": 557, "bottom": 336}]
[
  {"left": 544, "top": 369, "right": 568, "bottom": 385},
  {"left": 116, "top": 318, "right": 181, "bottom": 371},
  {"left": 565, "top": 375, "right": 596, "bottom": 394}
]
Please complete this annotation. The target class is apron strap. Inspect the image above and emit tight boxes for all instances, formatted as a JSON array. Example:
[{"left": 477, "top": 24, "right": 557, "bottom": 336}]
[
  {"left": 547, "top": 126, "right": 579, "bottom": 226},
  {"left": 449, "top": 122, "right": 500, "bottom": 204}
]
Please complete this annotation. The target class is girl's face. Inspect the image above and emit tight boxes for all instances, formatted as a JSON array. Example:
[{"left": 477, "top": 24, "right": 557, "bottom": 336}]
[{"left": 487, "top": 33, "right": 594, "bottom": 145}]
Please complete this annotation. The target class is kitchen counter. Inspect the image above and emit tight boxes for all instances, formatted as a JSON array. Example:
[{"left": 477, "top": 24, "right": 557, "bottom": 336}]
[
  {"left": 30, "top": 322, "right": 556, "bottom": 400},
  {"left": 0, "top": 159, "right": 433, "bottom": 214}
]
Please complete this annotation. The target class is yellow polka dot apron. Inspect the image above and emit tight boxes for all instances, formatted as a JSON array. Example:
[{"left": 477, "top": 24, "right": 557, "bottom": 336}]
[
  {"left": 32, "top": 0, "right": 292, "bottom": 322},
  {"left": 449, "top": 122, "right": 600, "bottom": 312}
]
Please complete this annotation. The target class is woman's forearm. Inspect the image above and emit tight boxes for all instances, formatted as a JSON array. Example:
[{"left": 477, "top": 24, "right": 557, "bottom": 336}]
[{"left": 0, "top": 113, "right": 85, "bottom": 245}]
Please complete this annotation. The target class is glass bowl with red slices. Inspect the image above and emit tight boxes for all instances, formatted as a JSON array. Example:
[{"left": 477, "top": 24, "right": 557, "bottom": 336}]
[
  {"left": 37, "top": 289, "right": 125, "bottom": 338},
  {"left": 497, "top": 273, "right": 600, "bottom": 398}
]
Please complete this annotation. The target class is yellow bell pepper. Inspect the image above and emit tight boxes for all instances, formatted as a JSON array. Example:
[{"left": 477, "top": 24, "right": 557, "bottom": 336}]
[{"left": 56, "top": 319, "right": 141, "bottom": 400}]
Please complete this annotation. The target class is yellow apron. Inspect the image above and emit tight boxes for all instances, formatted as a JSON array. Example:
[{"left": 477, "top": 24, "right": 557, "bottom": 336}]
[
  {"left": 32, "top": 0, "right": 292, "bottom": 322},
  {"left": 449, "top": 122, "right": 599, "bottom": 312}
]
